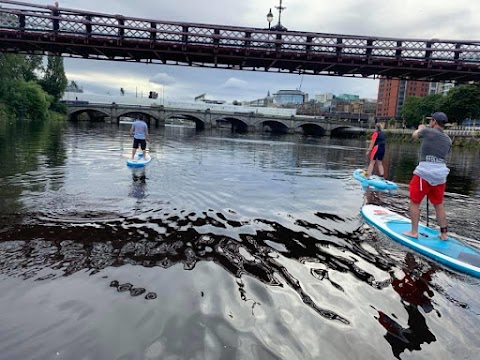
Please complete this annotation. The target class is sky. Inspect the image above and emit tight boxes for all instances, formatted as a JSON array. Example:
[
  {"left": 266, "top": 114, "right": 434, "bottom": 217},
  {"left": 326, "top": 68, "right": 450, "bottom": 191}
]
[{"left": 13, "top": 0, "right": 480, "bottom": 103}]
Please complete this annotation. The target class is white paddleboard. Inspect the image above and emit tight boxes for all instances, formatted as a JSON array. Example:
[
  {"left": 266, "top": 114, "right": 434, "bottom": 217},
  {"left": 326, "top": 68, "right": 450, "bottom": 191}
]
[
  {"left": 126, "top": 153, "right": 152, "bottom": 167},
  {"left": 361, "top": 204, "right": 480, "bottom": 278}
]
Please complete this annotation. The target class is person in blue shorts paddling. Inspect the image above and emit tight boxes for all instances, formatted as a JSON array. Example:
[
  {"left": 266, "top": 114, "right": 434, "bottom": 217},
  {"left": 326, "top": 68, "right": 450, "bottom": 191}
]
[
  {"left": 403, "top": 112, "right": 452, "bottom": 240},
  {"left": 130, "top": 114, "right": 149, "bottom": 160},
  {"left": 366, "top": 122, "right": 385, "bottom": 178}
]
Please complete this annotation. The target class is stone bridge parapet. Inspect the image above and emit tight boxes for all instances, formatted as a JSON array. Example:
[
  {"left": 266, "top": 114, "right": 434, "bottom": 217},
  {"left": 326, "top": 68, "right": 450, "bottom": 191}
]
[{"left": 66, "top": 103, "right": 367, "bottom": 136}]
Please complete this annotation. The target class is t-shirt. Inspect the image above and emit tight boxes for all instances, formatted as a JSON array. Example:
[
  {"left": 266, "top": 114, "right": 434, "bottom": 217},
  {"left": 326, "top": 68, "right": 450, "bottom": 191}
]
[
  {"left": 413, "top": 127, "right": 452, "bottom": 185},
  {"left": 418, "top": 127, "right": 451, "bottom": 163},
  {"left": 131, "top": 120, "right": 148, "bottom": 140},
  {"left": 371, "top": 130, "right": 385, "bottom": 147}
]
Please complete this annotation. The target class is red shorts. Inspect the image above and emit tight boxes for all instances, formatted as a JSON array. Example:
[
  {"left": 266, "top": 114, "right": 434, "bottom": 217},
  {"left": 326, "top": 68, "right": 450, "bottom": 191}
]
[{"left": 409, "top": 174, "right": 446, "bottom": 205}]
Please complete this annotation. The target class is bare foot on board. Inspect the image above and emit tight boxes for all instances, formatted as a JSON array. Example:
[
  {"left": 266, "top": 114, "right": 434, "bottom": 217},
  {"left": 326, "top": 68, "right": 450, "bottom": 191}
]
[{"left": 402, "top": 231, "right": 418, "bottom": 239}]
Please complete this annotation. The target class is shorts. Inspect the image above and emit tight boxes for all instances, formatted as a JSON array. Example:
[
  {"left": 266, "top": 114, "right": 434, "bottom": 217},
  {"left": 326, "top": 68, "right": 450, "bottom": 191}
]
[
  {"left": 133, "top": 138, "right": 146, "bottom": 150},
  {"left": 409, "top": 174, "right": 446, "bottom": 205},
  {"left": 370, "top": 145, "right": 385, "bottom": 161}
]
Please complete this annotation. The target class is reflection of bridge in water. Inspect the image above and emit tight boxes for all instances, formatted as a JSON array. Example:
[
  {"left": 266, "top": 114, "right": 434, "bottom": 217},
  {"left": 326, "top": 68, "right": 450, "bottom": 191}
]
[{"left": 66, "top": 101, "right": 369, "bottom": 136}]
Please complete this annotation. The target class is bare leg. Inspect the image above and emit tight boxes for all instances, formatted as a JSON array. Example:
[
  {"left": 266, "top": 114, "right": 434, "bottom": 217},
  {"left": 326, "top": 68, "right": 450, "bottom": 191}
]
[
  {"left": 366, "top": 159, "right": 375, "bottom": 177},
  {"left": 377, "top": 161, "right": 384, "bottom": 177},
  {"left": 403, "top": 201, "right": 420, "bottom": 238},
  {"left": 131, "top": 147, "right": 137, "bottom": 159},
  {"left": 142, "top": 148, "right": 147, "bottom": 159},
  {"left": 433, "top": 203, "right": 448, "bottom": 240}
]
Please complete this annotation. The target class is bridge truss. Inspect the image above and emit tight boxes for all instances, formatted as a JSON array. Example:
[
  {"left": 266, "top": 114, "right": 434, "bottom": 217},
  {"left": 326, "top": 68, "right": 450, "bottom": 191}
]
[{"left": 1, "top": 0, "right": 480, "bottom": 81}]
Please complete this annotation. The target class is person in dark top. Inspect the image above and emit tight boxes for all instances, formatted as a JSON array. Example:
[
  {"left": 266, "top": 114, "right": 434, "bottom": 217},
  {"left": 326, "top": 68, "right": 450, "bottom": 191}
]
[
  {"left": 403, "top": 112, "right": 452, "bottom": 240},
  {"left": 366, "top": 123, "right": 386, "bottom": 178}
]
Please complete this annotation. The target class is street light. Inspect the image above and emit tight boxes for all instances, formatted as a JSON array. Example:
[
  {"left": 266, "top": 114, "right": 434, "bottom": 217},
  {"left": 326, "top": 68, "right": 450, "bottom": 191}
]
[
  {"left": 270, "top": 0, "right": 287, "bottom": 31},
  {"left": 266, "top": 8, "right": 273, "bottom": 29}
]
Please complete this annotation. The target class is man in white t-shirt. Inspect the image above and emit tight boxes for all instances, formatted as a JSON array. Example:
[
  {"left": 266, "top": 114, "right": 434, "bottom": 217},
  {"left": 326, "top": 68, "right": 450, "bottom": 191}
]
[{"left": 130, "top": 115, "right": 149, "bottom": 159}]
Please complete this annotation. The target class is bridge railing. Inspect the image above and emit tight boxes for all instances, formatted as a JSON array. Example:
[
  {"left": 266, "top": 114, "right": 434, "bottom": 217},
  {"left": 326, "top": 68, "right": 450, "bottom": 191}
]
[
  {"left": 2, "top": 0, "right": 480, "bottom": 83},
  {"left": 1, "top": 0, "right": 480, "bottom": 65}
]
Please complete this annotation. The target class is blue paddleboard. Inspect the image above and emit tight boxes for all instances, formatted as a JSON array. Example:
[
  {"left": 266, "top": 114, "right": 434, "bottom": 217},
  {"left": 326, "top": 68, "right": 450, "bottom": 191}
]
[
  {"left": 354, "top": 169, "right": 398, "bottom": 191},
  {"left": 361, "top": 204, "right": 480, "bottom": 278},
  {"left": 126, "top": 153, "right": 152, "bottom": 167}
]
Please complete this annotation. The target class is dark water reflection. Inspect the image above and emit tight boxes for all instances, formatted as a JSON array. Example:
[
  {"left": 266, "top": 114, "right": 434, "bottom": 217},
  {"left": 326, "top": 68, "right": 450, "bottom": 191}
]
[{"left": 0, "top": 121, "right": 479, "bottom": 360}]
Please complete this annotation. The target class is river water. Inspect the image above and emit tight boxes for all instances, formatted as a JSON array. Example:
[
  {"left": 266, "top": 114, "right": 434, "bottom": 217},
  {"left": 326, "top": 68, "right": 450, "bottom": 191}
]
[{"left": 0, "top": 120, "right": 479, "bottom": 360}]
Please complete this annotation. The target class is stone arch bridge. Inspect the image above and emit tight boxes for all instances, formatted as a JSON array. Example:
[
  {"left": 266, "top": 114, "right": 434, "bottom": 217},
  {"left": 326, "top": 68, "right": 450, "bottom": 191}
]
[{"left": 67, "top": 103, "right": 368, "bottom": 136}]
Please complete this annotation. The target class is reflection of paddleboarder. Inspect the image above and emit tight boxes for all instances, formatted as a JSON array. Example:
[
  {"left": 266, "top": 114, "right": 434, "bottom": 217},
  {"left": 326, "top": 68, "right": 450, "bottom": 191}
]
[
  {"left": 375, "top": 305, "right": 436, "bottom": 359},
  {"left": 129, "top": 169, "right": 147, "bottom": 199},
  {"left": 364, "top": 187, "right": 383, "bottom": 206},
  {"left": 391, "top": 253, "right": 436, "bottom": 313},
  {"left": 375, "top": 253, "right": 437, "bottom": 358}
]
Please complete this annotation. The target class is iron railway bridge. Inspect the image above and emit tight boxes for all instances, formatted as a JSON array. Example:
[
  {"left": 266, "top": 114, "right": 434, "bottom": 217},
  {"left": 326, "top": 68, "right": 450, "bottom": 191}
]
[{"left": 1, "top": 0, "right": 480, "bottom": 81}]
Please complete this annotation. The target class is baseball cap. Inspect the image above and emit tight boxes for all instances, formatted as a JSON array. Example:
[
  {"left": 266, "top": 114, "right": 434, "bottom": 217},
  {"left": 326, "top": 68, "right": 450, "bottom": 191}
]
[{"left": 427, "top": 112, "right": 448, "bottom": 125}]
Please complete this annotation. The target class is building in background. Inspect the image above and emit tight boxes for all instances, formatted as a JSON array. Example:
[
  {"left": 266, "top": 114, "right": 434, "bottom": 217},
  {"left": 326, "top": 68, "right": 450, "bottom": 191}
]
[
  {"left": 272, "top": 90, "right": 307, "bottom": 107},
  {"left": 314, "top": 93, "right": 334, "bottom": 111},
  {"left": 435, "top": 82, "right": 456, "bottom": 96},
  {"left": 375, "top": 78, "right": 430, "bottom": 121},
  {"left": 336, "top": 94, "right": 360, "bottom": 101},
  {"left": 244, "top": 91, "right": 274, "bottom": 107},
  {"left": 194, "top": 93, "right": 226, "bottom": 105}
]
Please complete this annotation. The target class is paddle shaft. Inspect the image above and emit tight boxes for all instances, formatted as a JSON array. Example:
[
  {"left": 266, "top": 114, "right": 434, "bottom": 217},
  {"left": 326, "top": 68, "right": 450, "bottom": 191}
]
[{"left": 426, "top": 195, "right": 430, "bottom": 227}]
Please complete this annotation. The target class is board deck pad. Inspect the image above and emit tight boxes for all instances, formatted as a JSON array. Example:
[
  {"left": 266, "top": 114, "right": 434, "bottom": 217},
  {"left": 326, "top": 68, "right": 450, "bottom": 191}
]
[
  {"left": 361, "top": 204, "right": 480, "bottom": 278},
  {"left": 353, "top": 169, "right": 398, "bottom": 191},
  {"left": 126, "top": 153, "right": 152, "bottom": 167}
]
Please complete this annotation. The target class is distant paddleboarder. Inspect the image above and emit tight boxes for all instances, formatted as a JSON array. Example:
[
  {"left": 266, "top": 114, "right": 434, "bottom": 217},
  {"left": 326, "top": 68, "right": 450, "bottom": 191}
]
[
  {"left": 130, "top": 114, "right": 149, "bottom": 160},
  {"left": 366, "top": 123, "right": 386, "bottom": 178}
]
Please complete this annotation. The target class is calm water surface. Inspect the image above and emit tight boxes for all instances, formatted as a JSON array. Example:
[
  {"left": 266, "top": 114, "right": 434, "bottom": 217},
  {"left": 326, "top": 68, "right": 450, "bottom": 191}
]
[{"left": 0, "top": 120, "right": 479, "bottom": 360}]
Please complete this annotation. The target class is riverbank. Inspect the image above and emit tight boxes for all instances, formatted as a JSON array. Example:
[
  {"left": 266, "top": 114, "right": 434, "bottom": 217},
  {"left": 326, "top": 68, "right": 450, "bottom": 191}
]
[{"left": 363, "top": 129, "right": 480, "bottom": 148}]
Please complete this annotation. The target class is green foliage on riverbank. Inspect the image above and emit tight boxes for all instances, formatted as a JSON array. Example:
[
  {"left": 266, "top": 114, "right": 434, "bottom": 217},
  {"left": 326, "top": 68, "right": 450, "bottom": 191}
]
[
  {"left": 400, "top": 84, "right": 480, "bottom": 127},
  {"left": 0, "top": 53, "right": 67, "bottom": 121},
  {"left": 362, "top": 130, "right": 480, "bottom": 148}
]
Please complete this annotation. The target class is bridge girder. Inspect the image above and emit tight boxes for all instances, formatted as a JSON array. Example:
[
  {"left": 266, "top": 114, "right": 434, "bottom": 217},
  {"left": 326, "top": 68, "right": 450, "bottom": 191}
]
[{"left": 1, "top": 1, "right": 480, "bottom": 81}]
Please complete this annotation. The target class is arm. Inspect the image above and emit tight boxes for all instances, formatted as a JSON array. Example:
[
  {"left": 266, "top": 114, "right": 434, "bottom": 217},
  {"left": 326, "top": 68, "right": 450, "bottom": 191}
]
[
  {"left": 145, "top": 126, "right": 149, "bottom": 141},
  {"left": 130, "top": 124, "right": 134, "bottom": 136},
  {"left": 412, "top": 124, "right": 425, "bottom": 139}
]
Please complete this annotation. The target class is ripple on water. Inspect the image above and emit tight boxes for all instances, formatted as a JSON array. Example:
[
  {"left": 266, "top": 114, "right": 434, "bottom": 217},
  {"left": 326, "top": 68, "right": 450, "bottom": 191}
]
[{"left": 0, "top": 127, "right": 479, "bottom": 359}]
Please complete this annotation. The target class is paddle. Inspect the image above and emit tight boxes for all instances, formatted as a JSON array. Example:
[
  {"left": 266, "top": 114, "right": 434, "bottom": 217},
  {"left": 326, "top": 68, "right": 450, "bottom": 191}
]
[
  {"left": 163, "top": 143, "right": 177, "bottom": 149},
  {"left": 426, "top": 195, "right": 430, "bottom": 227},
  {"left": 147, "top": 139, "right": 177, "bottom": 150}
]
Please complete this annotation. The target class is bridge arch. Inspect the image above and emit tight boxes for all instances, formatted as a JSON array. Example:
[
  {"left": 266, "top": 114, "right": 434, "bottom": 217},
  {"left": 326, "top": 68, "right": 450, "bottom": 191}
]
[
  {"left": 330, "top": 125, "right": 366, "bottom": 138},
  {"left": 213, "top": 116, "right": 249, "bottom": 133},
  {"left": 68, "top": 107, "right": 110, "bottom": 122},
  {"left": 164, "top": 112, "right": 206, "bottom": 131},
  {"left": 294, "top": 122, "right": 327, "bottom": 136},
  {"left": 116, "top": 110, "right": 159, "bottom": 125},
  {"left": 253, "top": 119, "right": 290, "bottom": 134}
]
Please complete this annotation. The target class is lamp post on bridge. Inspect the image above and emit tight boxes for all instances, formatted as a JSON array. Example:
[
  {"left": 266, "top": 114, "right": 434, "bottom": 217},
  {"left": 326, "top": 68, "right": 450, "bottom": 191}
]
[
  {"left": 266, "top": 0, "right": 288, "bottom": 31},
  {"left": 266, "top": 8, "right": 273, "bottom": 30}
]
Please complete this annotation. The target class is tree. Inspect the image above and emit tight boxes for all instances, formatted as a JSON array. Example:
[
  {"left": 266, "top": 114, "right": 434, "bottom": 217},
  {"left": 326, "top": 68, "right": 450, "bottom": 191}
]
[
  {"left": 418, "top": 94, "right": 444, "bottom": 117},
  {"left": 39, "top": 55, "right": 68, "bottom": 103},
  {"left": 441, "top": 84, "right": 480, "bottom": 123},
  {"left": 21, "top": 55, "right": 44, "bottom": 82},
  {"left": 400, "top": 96, "right": 424, "bottom": 127},
  {"left": 4, "top": 80, "right": 52, "bottom": 120}
]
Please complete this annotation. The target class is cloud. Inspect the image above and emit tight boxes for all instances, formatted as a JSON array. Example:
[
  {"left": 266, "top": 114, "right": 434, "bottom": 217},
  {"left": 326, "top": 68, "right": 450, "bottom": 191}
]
[
  {"left": 221, "top": 78, "right": 249, "bottom": 90},
  {"left": 149, "top": 73, "right": 176, "bottom": 86}
]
